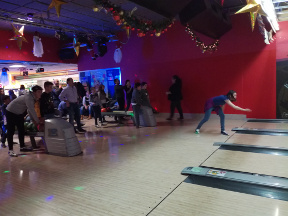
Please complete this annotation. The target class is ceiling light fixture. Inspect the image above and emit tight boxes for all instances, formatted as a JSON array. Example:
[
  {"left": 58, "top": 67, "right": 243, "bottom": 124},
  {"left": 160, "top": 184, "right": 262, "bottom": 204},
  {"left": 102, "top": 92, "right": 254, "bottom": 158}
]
[
  {"left": 9, "top": 64, "right": 26, "bottom": 68},
  {"left": 17, "top": 17, "right": 34, "bottom": 23}
]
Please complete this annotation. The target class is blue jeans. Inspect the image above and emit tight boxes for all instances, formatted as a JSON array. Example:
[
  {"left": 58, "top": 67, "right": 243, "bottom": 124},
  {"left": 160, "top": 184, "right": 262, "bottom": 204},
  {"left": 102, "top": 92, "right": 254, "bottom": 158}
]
[
  {"left": 196, "top": 107, "right": 225, "bottom": 131},
  {"left": 80, "top": 106, "right": 91, "bottom": 115}
]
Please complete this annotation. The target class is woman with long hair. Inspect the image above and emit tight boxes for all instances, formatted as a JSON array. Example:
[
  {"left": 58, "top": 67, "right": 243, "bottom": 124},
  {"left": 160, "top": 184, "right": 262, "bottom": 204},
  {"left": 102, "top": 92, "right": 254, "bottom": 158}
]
[{"left": 195, "top": 90, "right": 252, "bottom": 136}]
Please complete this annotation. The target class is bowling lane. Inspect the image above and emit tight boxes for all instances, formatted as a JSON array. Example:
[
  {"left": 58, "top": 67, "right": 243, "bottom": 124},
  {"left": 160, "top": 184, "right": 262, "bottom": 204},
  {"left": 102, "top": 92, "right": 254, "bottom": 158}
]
[
  {"left": 202, "top": 150, "right": 288, "bottom": 178},
  {"left": 226, "top": 134, "right": 288, "bottom": 149},
  {"left": 242, "top": 122, "right": 288, "bottom": 130},
  {"left": 149, "top": 183, "right": 288, "bottom": 216}
]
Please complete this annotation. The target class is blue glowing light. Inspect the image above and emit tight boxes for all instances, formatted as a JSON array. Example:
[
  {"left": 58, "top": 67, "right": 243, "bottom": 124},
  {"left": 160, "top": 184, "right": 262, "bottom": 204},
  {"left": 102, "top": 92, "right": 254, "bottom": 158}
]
[{"left": 46, "top": 195, "right": 54, "bottom": 201}]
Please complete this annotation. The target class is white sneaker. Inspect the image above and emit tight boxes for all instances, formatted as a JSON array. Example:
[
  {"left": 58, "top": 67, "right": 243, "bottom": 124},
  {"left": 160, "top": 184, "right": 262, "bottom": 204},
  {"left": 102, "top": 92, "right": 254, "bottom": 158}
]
[
  {"left": 195, "top": 129, "right": 200, "bottom": 134},
  {"left": 8, "top": 151, "right": 18, "bottom": 157}
]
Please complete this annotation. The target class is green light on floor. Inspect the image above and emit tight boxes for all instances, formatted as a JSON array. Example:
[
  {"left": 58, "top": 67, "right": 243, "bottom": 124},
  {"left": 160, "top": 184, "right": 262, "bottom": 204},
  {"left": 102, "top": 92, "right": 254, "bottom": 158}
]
[
  {"left": 130, "top": 113, "right": 134, "bottom": 117},
  {"left": 3, "top": 171, "right": 10, "bottom": 173},
  {"left": 74, "top": 186, "right": 84, "bottom": 191}
]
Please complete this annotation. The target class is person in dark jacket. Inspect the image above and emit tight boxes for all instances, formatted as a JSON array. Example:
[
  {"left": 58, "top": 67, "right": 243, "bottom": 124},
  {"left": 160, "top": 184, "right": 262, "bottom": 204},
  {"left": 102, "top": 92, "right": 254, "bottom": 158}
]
[
  {"left": 40, "top": 81, "right": 55, "bottom": 119},
  {"left": 124, "top": 80, "right": 133, "bottom": 111},
  {"left": 131, "top": 83, "right": 143, "bottom": 128},
  {"left": 141, "top": 82, "right": 152, "bottom": 108},
  {"left": 166, "top": 75, "right": 183, "bottom": 120},
  {"left": 114, "top": 79, "right": 125, "bottom": 111}
]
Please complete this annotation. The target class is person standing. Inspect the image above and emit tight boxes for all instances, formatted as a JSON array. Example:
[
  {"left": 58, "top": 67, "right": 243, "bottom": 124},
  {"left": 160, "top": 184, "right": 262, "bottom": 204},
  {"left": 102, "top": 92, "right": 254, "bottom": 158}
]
[
  {"left": 1, "top": 96, "right": 11, "bottom": 148},
  {"left": 131, "top": 83, "right": 143, "bottom": 128},
  {"left": 166, "top": 75, "right": 183, "bottom": 120},
  {"left": 40, "top": 81, "right": 55, "bottom": 119},
  {"left": 59, "top": 78, "right": 86, "bottom": 133},
  {"left": 6, "top": 85, "right": 43, "bottom": 157},
  {"left": 90, "top": 87, "right": 102, "bottom": 127},
  {"left": 141, "top": 82, "right": 152, "bottom": 108},
  {"left": 52, "top": 79, "right": 63, "bottom": 108},
  {"left": 124, "top": 80, "right": 133, "bottom": 111},
  {"left": 114, "top": 79, "right": 125, "bottom": 111},
  {"left": 99, "top": 84, "right": 107, "bottom": 122},
  {"left": 195, "top": 90, "right": 252, "bottom": 136}
]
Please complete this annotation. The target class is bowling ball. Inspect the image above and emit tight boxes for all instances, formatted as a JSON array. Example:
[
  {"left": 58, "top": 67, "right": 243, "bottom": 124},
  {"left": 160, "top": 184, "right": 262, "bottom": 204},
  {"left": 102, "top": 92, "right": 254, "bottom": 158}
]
[
  {"left": 31, "top": 124, "right": 38, "bottom": 132},
  {"left": 27, "top": 122, "right": 34, "bottom": 131},
  {"left": 24, "top": 122, "right": 29, "bottom": 132},
  {"left": 101, "top": 108, "right": 107, "bottom": 112}
]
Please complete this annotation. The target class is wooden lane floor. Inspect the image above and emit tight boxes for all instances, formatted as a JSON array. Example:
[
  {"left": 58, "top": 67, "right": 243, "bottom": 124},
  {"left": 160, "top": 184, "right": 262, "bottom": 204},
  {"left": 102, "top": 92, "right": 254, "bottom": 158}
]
[
  {"left": 202, "top": 149, "right": 288, "bottom": 178},
  {"left": 149, "top": 183, "right": 288, "bottom": 216},
  {"left": 225, "top": 133, "right": 288, "bottom": 149},
  {"left": 1, "top": 116, "right": 239, "bottom": 216}
]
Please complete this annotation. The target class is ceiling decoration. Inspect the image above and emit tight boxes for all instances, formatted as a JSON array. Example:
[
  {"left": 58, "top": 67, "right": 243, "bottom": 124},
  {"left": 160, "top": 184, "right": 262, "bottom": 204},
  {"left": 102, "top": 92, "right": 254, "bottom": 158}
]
[
  {"left": 235, "top": 0, "right": 267, "bottom": 31},
  {"left": 9, "top": 24, "right": 28, "bottom": 49},
  {"left": 92, "top": 0, "right": 174, "bottom": 37}
]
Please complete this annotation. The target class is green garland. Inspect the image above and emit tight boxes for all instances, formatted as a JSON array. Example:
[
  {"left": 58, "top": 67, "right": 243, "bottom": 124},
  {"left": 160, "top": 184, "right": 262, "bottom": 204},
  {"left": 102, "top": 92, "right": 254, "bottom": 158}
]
[{"left": 92, "top": 0, "right": 174, "bottom": 36}]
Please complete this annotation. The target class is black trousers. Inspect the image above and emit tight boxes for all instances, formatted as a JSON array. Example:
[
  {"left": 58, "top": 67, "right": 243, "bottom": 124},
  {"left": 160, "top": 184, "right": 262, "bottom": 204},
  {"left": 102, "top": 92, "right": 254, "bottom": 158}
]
[
  {"left": 170, "top": 100, "right": 183, "bottom": 118},
  {"left": 132, "top": 105, "right": 141, "bottom": 127},
  {"left": 92, "top": 105, "right": 102, "bottom": 125},
  {"left": 125, "top": 98, "right": 132, "bottom": 111},
  {"left": 6, "top": 110, "right": 25, "bottom": 151},
  {"left": 117, "top": 97, "right": 125, "bottom": 111}
]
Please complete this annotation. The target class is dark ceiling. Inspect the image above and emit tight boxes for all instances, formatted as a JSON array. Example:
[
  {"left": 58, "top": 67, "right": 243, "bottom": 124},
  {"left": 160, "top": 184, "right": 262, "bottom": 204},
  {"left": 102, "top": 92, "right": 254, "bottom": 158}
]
[
  {"left": 0, "top": 0, "right": 248, "bottom": 37},
  {"left": 0, "top": 0, "right": 285, "bottom": 38}
]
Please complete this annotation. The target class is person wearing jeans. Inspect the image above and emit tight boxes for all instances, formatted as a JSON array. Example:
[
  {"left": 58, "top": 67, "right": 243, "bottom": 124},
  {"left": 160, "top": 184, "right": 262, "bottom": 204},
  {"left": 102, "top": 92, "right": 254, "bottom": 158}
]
[
  {"left": 195, "top": 90, "right": 252, "bottom": 136},
  {"left": 6, "top": 85, "right": 43, "bottom": 157},
  {"left": 131, "top": 83, "right": 143, "bottom": 128},
  {"left": 59, "top": 78, "right": 86, "bottom": 133}
]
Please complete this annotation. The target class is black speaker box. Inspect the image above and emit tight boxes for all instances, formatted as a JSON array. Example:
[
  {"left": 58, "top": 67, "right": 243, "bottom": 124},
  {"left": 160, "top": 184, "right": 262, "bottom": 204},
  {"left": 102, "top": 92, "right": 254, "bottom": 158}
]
[
  {"left": 59, "top": 48, "right": 75, "bottom": 60},
  {"left": 179, "top": 0, "right": 232, "bottom": 39}
]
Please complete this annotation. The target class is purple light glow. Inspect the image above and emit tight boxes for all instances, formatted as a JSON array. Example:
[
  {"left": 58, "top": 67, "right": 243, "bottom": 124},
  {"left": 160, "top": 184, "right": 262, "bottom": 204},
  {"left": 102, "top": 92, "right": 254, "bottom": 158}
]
[{"left": 46, "top": 195, "right": 54, "bottom": 202}]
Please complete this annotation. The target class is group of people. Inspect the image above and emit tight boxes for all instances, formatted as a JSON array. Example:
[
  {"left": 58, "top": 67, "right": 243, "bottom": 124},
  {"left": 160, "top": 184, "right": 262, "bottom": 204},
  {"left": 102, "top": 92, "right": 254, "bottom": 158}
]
[
  {"left": 164, "top": 75, "right": 252, "bottom": 135},
  {"left": 113, "top": 79, "right": 154, "bottom": 128},
  {"left": 0, "top": 73, "right": 253, "bottom": 156},
  {"left": 0, "top": 78, "right": 106, "bottom": 157}
]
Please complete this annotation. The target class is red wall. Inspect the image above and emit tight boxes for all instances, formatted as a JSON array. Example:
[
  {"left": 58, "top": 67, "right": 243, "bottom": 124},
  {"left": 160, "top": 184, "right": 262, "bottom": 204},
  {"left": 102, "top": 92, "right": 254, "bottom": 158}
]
[
  {"left": 78, "top": 14, "right": 277, "bottom": 118},
  {"left": 0, "top": 29, "right": 76, "bottom": 63}
]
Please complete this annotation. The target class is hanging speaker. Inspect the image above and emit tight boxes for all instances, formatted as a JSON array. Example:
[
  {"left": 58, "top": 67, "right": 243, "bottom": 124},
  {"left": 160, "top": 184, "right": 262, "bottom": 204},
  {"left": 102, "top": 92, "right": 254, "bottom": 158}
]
[{"left": 179, "top": 0, "right": 232, "bottom": 39}]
